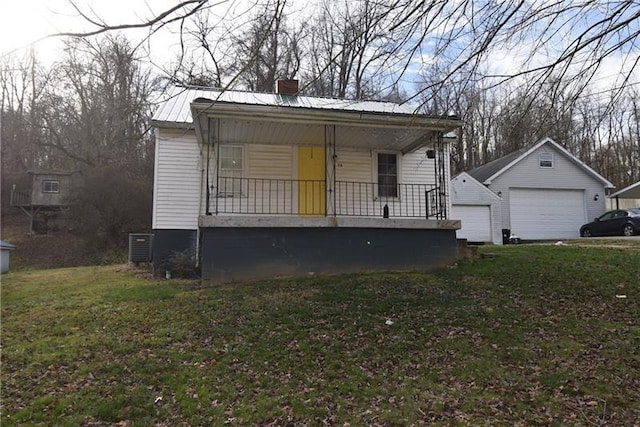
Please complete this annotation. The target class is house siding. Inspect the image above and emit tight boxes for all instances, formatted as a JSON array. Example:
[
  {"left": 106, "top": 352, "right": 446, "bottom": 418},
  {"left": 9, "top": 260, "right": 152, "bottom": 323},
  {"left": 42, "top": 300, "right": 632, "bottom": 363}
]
[
  {"left": 488, "top": 144, "right": 606, "bottom": 231},
  {"left": 402, "top": 149, "right": 437, "bottom": 184},
  {"left": 153, "top": 128, "right": 202, "bottom": 230},
  {"left": 246, "top": 144, "right": 294, "bottom": 179},
  {"left": 334, "top": 148, "right": 372, "bottom": 182}
]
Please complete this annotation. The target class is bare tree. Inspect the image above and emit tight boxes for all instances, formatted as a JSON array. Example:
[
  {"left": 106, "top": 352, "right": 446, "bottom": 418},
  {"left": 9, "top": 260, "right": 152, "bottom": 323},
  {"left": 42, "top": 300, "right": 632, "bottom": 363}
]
[
  {"left": 35, "top": 0, "right": 209, "bottom": 40},
  {"left": 37, "top": 36, "right": 156, "bottom": 172},
  {"left": 0, "top": 51, "right": 59, "bottom": 186},
  {"left": 16, "top": 0, "right": 636, "bottom": 99},
  {"left": 385, "top": 1, "right": 640, "bottom": 108},
  {"left": 302, "top": 0, "right": 396, "bottom": 99},
  {"left": 224, "top": 0, "right": 304, "bottom": 92}
]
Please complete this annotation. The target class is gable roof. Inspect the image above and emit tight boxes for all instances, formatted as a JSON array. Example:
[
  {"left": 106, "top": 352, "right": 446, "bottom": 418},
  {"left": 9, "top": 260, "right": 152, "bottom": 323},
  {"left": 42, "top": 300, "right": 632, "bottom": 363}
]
[
  {"left": 451, "top": 172, "right": 502, "bottom": 201},
  {"left": 467, "top": 137, "right": 614, "bottom": 189},
  {"left": 27, "top": 169, "right": 79, "bottom": 176},
  {"left": 609, "top": 180, "right": 640, "bottom": 199},
  {"left": 466, "top": 147, "right": 528, "bottom": 184}
]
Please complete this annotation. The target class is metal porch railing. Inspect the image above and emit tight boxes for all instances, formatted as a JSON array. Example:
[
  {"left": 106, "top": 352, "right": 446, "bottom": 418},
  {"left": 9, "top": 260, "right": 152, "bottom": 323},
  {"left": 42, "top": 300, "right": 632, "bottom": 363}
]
[{"left": 209, "top": 177, "right": 446, "bottom": 219}]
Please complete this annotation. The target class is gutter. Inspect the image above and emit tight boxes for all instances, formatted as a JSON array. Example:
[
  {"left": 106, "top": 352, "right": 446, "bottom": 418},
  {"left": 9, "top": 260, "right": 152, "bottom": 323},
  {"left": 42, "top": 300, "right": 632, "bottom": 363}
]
[{"left": 189, "top": 101, "right": 462, "bottom": 133}]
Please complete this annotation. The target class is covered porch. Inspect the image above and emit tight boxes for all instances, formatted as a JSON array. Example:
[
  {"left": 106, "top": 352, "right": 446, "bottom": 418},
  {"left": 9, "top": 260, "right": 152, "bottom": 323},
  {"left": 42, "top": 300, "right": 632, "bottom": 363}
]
[{"left": 190, "top": 94, "right": 461, "bottom": 224}]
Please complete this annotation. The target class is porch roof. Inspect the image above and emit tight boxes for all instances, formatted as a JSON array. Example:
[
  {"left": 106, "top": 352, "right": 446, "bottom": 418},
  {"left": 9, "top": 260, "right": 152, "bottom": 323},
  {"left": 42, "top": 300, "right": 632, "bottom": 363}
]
[{"left": 152, "top": 86, "right": 462, "bottom": 153}]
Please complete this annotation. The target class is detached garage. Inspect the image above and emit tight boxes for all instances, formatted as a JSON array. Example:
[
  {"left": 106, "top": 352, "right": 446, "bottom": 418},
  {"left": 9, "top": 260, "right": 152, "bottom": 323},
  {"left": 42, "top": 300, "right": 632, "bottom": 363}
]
[{"left": 461, "top": 137, "right": 614, "bottom": 242}]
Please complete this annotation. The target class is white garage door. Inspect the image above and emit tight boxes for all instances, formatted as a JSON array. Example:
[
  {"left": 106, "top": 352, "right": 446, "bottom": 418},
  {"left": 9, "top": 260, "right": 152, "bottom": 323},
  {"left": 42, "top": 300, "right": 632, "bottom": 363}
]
[
  {"left": 451, "top": 205, "right": 492, "bottom": 242},
  {"left": 509, "top": 189, "right": 585, "bottom": 240}
]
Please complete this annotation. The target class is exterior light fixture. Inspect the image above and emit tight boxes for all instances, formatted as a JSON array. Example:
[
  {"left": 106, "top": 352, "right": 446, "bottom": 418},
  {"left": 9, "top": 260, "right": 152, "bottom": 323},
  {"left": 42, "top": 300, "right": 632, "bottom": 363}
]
[{"left": 594, "top": 194, "right": 599, "bottom": 201}]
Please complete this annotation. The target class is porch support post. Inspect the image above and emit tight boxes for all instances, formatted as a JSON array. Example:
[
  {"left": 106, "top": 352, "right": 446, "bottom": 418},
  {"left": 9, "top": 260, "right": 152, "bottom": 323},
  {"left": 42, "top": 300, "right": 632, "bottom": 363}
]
[
  {"left": 435, "top": 131, "right": 447, "bottom": 220},
  {"left": 204, "top": 118, "right": 212, "bottom": 215},
  {"left": 209, "top": 118, "right": 220, "bottom": 215},
  {"left": 19, "top": 206, "right": 41, "bottom": 236},
  {"left": 325, "top": 124, "right": 337, "bottom": 216}
]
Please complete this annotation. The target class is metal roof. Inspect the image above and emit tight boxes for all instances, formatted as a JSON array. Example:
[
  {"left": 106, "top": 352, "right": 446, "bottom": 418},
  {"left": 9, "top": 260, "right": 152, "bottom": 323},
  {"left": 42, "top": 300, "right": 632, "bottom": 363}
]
[
  {"left": 27, "top": 169, "right": 79, "bottom": 176},
  {"left": 0, "top": 240, "right": 16, "bottom": 250},
  {"left": 609, "top": 180, "right": 640, "bottom": 199},
  {"left": 152, "top": 86, "right": 448, "bottom": 126}
]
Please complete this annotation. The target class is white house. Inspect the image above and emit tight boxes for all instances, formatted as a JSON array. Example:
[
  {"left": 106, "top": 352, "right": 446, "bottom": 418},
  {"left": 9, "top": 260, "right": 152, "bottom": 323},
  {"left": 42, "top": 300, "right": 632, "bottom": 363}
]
[
  {"left": 151, "top": 82, "right": 462, "bottom": 282},
  {"left": 451, "top": 137, "right": 614, "bottom": 242}
]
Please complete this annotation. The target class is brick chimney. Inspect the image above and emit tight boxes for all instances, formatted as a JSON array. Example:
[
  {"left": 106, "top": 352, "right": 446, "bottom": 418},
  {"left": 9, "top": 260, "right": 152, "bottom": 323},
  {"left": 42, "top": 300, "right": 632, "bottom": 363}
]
[{"left": 275, "top": 79, "right": 299, "bottom": 95}]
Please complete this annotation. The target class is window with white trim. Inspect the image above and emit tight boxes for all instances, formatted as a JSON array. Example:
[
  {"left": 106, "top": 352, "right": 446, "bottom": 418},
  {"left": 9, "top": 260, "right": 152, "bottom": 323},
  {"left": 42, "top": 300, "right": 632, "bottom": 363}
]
[
  {"left": 42, "top": 180, "right": 60, "bottom": 193},
  {"left": 539, "top": 152, "right": 553, "bottom": 168},
  {"left": 377, "top": 152, "right": 398, "bottom": 198},
  {"left": 218, "top": 145, "right": 244, "bottom": 196}
]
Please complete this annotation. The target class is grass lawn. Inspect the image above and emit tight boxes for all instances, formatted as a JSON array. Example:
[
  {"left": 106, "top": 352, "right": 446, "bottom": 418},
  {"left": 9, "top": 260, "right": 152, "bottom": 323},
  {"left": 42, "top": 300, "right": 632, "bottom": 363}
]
[{"left": 2, "top": 245, "right": 639, "bottom": 425}]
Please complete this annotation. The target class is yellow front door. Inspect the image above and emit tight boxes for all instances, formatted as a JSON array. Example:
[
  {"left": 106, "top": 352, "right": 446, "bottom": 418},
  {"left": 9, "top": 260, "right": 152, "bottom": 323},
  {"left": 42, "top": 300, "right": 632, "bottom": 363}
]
[{"left": 298, "top": 146, "right": 326, "bottom": 215}]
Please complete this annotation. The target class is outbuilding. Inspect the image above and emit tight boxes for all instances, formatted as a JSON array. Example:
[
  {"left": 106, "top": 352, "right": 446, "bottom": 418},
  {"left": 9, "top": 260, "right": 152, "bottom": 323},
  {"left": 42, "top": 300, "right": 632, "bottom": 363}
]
[
  {"left": 450, "top": 172, "right": 503, "bottom": 244},
  {"left": 456, "top": 137, "right": 614, "bottom": 242}
]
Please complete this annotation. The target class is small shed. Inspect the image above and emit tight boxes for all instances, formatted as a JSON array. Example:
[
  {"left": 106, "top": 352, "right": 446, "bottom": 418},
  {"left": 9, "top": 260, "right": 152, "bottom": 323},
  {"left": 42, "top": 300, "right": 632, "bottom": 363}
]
[
  {"left": 451, "top": 172, "right": 503, "bottom": 244},
  {"left": 1, "top": 240, "right": 16, "bottom": 274},
  {"left": 10, "top": 170, "right": 80, "bottom": 235}
]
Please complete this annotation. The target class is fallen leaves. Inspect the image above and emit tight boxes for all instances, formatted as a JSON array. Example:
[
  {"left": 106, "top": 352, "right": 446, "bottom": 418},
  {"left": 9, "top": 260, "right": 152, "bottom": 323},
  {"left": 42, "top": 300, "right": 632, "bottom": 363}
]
[{"left": 3, "top": 246, "right": 640, "bottom": 425}]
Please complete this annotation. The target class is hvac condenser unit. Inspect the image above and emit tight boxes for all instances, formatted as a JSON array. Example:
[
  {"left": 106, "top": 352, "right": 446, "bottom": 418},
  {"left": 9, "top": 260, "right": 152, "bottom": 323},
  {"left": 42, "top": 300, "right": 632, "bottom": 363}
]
[{"left": 128, "top": 233, "right": 153, "bottom": 264}]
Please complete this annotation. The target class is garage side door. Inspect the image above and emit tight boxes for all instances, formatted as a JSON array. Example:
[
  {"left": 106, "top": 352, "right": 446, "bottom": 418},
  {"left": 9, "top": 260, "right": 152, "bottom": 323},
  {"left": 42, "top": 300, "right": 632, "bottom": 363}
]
[
  {"left": 451, "top": 205, "right": 492, "bottom": 242},
  {"left": 509, "top": 189, "right": 585, "bottom": 240}
]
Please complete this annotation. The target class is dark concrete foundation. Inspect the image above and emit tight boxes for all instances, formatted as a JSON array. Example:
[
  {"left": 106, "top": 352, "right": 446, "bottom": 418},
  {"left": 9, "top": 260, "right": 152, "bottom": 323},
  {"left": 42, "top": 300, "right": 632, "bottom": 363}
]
[
  {"left": 200, "top": 226, "right": 457, "bottom": 283},
  {"left": 152, "top": 229, "right": 198, "bottom": 275}
]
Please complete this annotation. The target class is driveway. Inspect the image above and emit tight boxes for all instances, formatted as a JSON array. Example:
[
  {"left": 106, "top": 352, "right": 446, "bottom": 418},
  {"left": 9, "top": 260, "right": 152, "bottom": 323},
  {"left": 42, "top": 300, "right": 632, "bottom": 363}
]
[{"left": 569, "top": 235, "right": 640, "bottom": 248}]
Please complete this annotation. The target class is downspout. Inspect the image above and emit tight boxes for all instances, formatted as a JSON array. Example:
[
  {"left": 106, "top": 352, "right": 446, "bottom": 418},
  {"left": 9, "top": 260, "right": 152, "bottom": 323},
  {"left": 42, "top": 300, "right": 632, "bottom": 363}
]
[
  {"left": 215, "top": 120, "right": 220, "bottom": 215},
  {"left": 434, "top": 131, "right": 447, "bottom": 219},
  {"left": 332, "top": 125, "right": 337, "bottom": 217},
  {"left": 205, "top": 129, "right": 211, "bottom": 215},
  {"left": 325, "top": 125, "right": 328, "bottom": 217}
]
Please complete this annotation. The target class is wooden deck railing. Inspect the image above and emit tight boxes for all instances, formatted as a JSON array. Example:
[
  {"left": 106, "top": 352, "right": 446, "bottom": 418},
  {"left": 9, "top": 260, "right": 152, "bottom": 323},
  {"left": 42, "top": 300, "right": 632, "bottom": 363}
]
[{"left": 10, "top": 189, "right": 31, "bottom": 207}]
